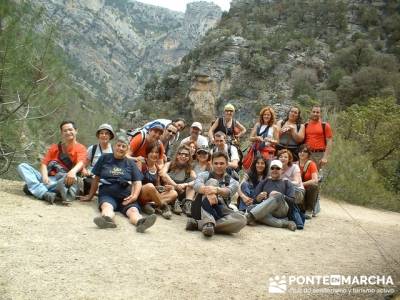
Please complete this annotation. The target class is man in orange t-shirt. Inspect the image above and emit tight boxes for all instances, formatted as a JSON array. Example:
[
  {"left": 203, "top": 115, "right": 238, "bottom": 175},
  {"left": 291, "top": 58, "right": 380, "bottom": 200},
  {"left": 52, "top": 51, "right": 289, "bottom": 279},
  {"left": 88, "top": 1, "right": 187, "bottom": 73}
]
[
  {"left": 129, "top": 122, "right": 165, "bottom": 168},
  {"left": 304, "top": 105, "right": 333, "bottom": 169},
  {"left": 17, "top": 121, "right": 87, "bottom": 204}
]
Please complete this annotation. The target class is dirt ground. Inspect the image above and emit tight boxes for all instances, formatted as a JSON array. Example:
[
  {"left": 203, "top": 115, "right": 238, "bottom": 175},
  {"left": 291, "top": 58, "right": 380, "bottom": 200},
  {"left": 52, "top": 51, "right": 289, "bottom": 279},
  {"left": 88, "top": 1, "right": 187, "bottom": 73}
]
[{"left": 0, "top": 179, "right": 399, "bottom": 300}]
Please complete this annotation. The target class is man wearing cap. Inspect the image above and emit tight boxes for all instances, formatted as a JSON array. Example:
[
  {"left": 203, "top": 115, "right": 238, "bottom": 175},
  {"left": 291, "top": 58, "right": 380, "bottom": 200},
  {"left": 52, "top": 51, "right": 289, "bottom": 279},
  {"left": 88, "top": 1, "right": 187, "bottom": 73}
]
[
  {"left": 129, "top": 122, "right": 165, "bottom": 166},
  {"left": 143, "top": 118, "right": 186, "bottom": 143},
  {"left": 82, "top": 124, "right": 115, "bottom": 195},
  {"left": 245, "top": 160, "right": 298, "bottom": 231},
  {"left": 180, "top": 122, "right": 208, "bottom": 148},
  {"left": 17, "top": 120, "right": 87, "bottom": 204},
  {"left": 208, "top": 103, "right": 246, "bottom": 145}
]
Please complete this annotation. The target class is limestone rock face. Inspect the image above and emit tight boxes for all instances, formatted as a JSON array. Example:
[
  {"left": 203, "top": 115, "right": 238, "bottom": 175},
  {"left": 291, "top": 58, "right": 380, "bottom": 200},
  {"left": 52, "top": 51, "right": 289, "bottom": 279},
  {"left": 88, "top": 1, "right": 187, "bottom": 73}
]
[
  {"left": 188, "top": 74, "right": 218, "bottom": 127},
  {"left": 33, "top": 0, "right": 222, "bottom": 110}
]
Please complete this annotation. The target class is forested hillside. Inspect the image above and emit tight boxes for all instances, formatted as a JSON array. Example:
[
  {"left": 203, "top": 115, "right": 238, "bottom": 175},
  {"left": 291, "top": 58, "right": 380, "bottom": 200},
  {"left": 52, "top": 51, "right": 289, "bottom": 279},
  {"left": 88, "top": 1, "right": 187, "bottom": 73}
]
[
  {"left": 0, "top": 1, "right": 117, "bottom": 178},
  {"left": 136, "top": 0, "right": 400, "bottom": 211}
]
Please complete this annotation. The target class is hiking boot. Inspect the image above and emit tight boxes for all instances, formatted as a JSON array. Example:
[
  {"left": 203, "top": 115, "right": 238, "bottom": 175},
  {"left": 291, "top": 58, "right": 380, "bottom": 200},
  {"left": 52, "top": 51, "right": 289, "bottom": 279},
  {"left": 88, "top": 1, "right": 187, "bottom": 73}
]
[
  {"left": 185, "top": 218, "right": 198, "bottom": 231},
  {"left": 136, "top": 214, "right": 157, "bottom": 233},
  {"left": 93, "top": 215, "right": 116, "bottom": 229},
  {"left": 285, "top": 221, "right": 297, "bottom": 231},
  {"left": 202, "top": 223, "right": 215, "bottom": 237},
  {"left": 245, "top": 212, "right": 257, "bottom": 226},
  {"left": 160, "top": 205, "right": 172, "bottom": 220},
  {"left": 42, "top": 192, "right": 56, "bottom": 204},
  {"left": 56, "top": 180, "right": 74, "bottom": 204},
  {"left": 172, "top": 200, "right": 182, "bottom": 215},
  {"left": 142, "top": 203, "right": 155, "bottom": 215},
  {"left": 23, "top": 184, "right": 32, "bottom": 196},
  {"left": 182, "top": 199, "right": 192, "bottom": 217}
]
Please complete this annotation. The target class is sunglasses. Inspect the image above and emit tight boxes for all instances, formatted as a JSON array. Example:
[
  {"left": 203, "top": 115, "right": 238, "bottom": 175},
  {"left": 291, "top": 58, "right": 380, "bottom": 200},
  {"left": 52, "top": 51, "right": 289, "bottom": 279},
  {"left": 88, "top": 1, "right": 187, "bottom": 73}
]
[
  {"left": 178, "top": 152, "right": 190, "bottom": 157},
  {"left": 270, "top": 166, "right": 281, "bottom": 170},
  {"left": 167, "top": 129, "right": 177, "bottom": 135}
]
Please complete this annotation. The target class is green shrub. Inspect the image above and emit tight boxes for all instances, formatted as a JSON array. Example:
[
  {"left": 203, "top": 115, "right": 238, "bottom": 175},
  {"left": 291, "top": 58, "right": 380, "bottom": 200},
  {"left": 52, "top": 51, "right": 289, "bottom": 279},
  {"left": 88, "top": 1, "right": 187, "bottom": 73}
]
[{"left": 323, "top": 136, "right": 400, "bottom": 212}]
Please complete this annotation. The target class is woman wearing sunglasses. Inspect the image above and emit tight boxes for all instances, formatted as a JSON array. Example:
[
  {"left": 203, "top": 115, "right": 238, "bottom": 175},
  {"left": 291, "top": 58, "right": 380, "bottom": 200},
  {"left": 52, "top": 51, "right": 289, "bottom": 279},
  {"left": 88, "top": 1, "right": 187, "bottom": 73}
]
[{"left": 160, "top": 145, "right": 196, "bottom": 216}]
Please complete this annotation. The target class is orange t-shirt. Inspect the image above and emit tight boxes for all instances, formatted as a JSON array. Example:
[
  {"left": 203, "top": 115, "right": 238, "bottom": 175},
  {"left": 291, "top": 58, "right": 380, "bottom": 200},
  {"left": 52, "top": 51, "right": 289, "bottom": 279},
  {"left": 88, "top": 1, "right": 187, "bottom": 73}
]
[
  {"left": 300, "top": 160, "right": 318, "bottom": 184},
  {"left": 41, "top": 142, "right": 87, "bottom": 169},
  {"left": 304, "top": 120, "right": 333, "bottom": 151},
  {"left": 129, "top": 134, "right": 165, "bottom": 158}
]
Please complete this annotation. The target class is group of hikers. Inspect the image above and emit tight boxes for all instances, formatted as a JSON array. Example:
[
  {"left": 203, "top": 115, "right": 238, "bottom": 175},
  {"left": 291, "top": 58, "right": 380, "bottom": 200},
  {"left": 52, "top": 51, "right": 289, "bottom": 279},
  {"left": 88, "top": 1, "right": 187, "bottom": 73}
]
[{"left": 17, "top": 103, "right": 333, "bottom": 237}]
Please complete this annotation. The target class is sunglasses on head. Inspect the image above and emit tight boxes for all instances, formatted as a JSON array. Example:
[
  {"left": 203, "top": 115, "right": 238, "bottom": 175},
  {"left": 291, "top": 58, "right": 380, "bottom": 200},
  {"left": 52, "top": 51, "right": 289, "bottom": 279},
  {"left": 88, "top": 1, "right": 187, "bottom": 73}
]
[{"left": 270, "top": 166, "right": 281, "bottom": 170}]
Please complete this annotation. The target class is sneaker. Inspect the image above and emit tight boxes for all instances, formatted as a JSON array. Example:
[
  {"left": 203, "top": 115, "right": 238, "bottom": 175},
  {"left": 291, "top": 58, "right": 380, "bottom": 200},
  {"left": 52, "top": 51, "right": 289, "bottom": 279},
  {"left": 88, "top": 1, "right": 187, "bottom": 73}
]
[
  {"left": 286, "top": 221, "right": 297, "bottom": 231},
  {"left": 245, "top": 212, "right": 257, "bottom": 226},
  {"left": 23, "top": 184, "right": 32, "bottom": 196},
  {"left": 185, "top": 218, "right": 198, "bottom": 231},
  {"left": 202, "top": 223, "right": 215, "bottom": 237},
  {"left": 172, "top": 200, "right": 182, "bottom": 215},
  {"left": 142, "top": 203, "right": 155, "bottom": 215},
  {"left": 93, "top": 215, "right": 117, "bottom": 229},
  {"left": 136, "top": 214, "right": 157, "bottom": 233},
  {"left": 160, "top": 205, "right": 172, "bottom": 220},
  {"left": 182, "top": 199, "right": 192, "bottom": 217},
  {"left": 305, "top": 211, "right": 313, "bottom": 220},
  {"left": 42, "top": 192, "right": 56, "bottom": 204}
]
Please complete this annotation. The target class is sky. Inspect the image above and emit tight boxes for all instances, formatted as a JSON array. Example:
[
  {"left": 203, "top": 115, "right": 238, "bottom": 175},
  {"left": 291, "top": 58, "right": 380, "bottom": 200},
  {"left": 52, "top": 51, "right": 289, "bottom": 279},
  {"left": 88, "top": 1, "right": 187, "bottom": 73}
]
[{"left": 136, "top": 0, "right": 231, "bottom": 12}]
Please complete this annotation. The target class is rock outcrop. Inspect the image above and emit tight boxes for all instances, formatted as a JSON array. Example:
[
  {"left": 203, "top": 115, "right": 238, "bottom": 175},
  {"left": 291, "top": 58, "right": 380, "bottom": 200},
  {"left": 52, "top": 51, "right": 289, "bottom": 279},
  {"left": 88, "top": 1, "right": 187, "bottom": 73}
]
[{"left": 33, "top": 0, "right": 222, "bottom": 110}]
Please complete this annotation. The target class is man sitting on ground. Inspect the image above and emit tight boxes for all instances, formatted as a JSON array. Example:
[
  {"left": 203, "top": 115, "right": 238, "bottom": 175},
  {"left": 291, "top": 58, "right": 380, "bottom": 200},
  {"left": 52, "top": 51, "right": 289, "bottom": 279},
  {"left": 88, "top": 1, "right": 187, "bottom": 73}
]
[
  {"left": 187, "top": 151, "right": 246, "bottom": 237},
  {"left": 245, "top": 160, "right": 297, "bottom": 231},
  {"left": 17, "top": 120, "right": 86, "bottom": 204}
]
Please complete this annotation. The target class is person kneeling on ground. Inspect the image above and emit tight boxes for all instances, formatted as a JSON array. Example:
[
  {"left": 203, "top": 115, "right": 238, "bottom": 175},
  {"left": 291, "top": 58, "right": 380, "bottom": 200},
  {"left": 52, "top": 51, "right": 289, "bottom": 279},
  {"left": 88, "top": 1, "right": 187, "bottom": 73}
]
[
  {"left": 245, "top": 160, "right": 303, "bottom": 231},
  {"left": 187, "top": 151, "right": 246, "bottom": 237},
  {"left": 80, "top": 134, "right": 156, "bottom": 233}
]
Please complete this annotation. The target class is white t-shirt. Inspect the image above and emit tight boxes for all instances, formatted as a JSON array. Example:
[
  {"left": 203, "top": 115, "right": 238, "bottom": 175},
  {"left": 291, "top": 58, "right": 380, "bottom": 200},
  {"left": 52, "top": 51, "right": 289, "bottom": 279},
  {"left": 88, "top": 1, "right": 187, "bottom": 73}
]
[
  {"left": 87, "top": 144, "right": 113, "bottom": 169},
  {"left": 282, "top": 164, "right": 304, "bottom": 189},
  {"left": 211, "top": 144, "right": 239, "bottom": 162},
  {"left": 180, "top": 135, "right": 208, "bottom": 148}
]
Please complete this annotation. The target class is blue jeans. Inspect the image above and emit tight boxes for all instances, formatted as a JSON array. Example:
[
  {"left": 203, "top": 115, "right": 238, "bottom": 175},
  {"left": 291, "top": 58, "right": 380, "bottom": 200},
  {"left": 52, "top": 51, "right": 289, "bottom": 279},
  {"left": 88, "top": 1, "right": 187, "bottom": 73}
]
[
  {"left": 238, "top": 181, "right": 255, "bottom": 211},
  {"left": 17, "top": 163, "right": 64, "bottom": 199}
]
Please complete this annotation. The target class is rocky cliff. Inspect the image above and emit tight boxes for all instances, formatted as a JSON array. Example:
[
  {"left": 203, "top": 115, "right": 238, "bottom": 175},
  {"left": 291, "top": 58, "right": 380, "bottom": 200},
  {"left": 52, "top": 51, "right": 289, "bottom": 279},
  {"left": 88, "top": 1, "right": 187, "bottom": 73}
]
[
  {"left": 139, "top": 0, "right": 400, "bottom": 127},
  {"left": 32, "top": 0, "right": 222, "bottom": 109}
]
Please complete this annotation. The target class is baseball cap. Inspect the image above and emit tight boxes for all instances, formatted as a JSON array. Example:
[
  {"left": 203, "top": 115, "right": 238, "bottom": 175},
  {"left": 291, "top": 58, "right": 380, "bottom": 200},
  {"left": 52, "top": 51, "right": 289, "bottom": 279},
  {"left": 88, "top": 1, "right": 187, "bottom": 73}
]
[
  {"left": 191, "top": 122, "right": 203, "bottom": 131},
  {"left": 224, "top": 103, "right": 235, "bottom": 111},
  {"left": 270, "top": 160, "right": 283, "bottom": 169},
  {"left": 96, "top": 123, "right": 115, "bottom": 139},
  {"left": 148, "top": 122, "right": 165, "bottom": 132},
  {"left": 196, "top": 145, "right": 210, "bottom": 154}
]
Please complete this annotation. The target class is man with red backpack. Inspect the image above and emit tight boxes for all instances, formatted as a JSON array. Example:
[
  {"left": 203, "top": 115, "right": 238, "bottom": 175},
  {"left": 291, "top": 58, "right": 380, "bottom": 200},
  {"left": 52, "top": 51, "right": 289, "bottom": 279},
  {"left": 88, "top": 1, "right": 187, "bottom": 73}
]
[
  {"left": 304, "top": 105, "right": 333, "bottom": 216},
  {"left": 17, "top": 121, "right": 87, "bottom": 204},
  {"left": 129, "top": 122, "right": 166, "bottom": 169},
  {"left": 304, "top": 105, "right": 333, "bottom": 169}
]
